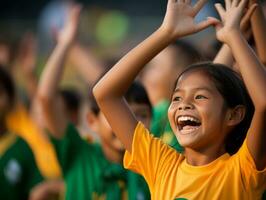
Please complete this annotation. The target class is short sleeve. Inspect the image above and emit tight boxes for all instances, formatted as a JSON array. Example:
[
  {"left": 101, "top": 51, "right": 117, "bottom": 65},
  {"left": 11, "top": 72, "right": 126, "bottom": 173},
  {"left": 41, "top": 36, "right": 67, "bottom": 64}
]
[
  {"left": 123, "top": 122, "right": 181, "bottom": 191},
  {"left": 236, "top": 140, "right": 266, "bottom": 189}
]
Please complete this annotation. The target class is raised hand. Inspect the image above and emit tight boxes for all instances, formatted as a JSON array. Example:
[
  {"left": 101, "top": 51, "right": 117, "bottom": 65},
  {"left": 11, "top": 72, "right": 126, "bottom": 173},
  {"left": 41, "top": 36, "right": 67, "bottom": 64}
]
[
  {"left": 160, "top": 0, "right": 218, "bottom": 40},
  {"left": 214, "top": 0, "right": 257, "bottom": 43},
  {"left": 57, "top": 4, "right": 82, "bottom": 46}
]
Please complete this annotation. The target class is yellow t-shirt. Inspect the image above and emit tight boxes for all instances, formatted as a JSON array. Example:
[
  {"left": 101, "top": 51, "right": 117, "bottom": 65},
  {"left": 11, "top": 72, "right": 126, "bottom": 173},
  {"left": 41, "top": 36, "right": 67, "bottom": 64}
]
[
  {"left": 6, "top": 104, "right": 62, "bottom": 179},
  {"left": 124, "top": 122, "right": 266, "bottom": 200}
]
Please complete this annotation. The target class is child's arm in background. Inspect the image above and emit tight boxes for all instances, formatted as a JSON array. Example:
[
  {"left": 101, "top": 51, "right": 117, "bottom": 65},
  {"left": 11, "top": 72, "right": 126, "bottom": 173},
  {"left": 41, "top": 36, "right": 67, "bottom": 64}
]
[
  {"left": 36, "top": 5, "right": 81, "bottom": 138},
  {"left": 214, "top": 0, "right": 266, "bottom": 170},
  {"left": 69, "top": 42, "right": 104, "bottom": 85},
  {"left": 250, "top": 0, "right": 266, "bottom": 65},
  {"left": 93, "top": 0, "right": 217, "bottom": 152},
  {"left": 29, "top": 180, "right": 65, "bottom": 200}
]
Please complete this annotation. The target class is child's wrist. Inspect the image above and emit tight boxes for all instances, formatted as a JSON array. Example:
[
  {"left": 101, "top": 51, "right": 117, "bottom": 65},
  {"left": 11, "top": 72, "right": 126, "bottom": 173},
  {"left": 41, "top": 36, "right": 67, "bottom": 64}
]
[
  {"left": 157, "top": 26, "right": 179, "bottom": 43},
  {"left": 57, "top": 39, "right": 74, "bottom": 50},
  {"left": 223, "top": 29, "right": 243, "bottom": 46}
]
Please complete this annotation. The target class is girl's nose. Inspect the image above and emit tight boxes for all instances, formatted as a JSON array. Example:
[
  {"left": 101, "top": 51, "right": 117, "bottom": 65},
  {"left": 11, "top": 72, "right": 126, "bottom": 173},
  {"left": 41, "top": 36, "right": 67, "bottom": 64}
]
[{"left": 178, "top": 102, "right": 193, "bottom": 110}]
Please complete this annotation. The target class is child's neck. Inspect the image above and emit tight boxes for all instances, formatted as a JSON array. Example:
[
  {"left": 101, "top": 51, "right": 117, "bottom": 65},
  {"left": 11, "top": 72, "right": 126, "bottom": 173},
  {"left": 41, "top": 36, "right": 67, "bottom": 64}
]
[
  {"left": 184, "top": 145, "right": 227, "bottom": 166},
  {"left": 102, "top": 142, "right": 124, "bottom": 164}
]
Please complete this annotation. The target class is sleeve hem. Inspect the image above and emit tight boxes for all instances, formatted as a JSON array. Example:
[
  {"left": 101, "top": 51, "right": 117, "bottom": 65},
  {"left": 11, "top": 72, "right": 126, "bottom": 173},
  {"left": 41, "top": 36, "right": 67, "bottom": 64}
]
[
  {"left": 242, "top": 139, "right": 266, "bottom": 174},
  {"left": 123, "top": 122, "right": 143, "bottom": 170}
]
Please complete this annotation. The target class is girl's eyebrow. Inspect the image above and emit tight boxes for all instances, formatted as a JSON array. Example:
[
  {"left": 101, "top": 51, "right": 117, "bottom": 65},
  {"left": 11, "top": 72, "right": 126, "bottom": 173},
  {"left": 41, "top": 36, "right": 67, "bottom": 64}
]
[{"left": 173, "top": 87, "right": 214, "bottom": 94}]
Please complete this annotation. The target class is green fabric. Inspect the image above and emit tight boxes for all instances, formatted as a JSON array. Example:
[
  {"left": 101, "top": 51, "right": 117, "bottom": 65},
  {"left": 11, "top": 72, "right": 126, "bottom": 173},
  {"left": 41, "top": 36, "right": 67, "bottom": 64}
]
[
  {"left": 127, "top": 171, "right": 150, "bottom": 200},
  {"left": 51, "top": 124, "right": 128, "bottom": 200},
  {"left": 151, "top": 100, "right": 183, "bottom": 153},
  {"left": 0, "top": 135, "right": 43, "bottom": 200}
]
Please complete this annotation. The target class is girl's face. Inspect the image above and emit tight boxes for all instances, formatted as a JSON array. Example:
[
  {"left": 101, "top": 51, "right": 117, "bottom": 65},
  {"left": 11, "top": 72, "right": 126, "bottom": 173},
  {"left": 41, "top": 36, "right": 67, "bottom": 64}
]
[{"left": 168, "top": 70, "right": 230, "bottom": 152}]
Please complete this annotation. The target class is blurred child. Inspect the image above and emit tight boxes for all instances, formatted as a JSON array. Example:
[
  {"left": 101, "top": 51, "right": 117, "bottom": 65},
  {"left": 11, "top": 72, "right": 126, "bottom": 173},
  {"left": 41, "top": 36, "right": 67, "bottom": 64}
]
[
  {"left": 87, "top": 81, "right": 151, "bottom": 200},
  {"left": 0, "top": 30, "right": 63, "bottom": 181},
  {"left": 58, "top": 88, "right": 81, "bottom": 126},
  {"left": 37, "top": 4, "right": 151, "bottom": 199},
  {"left": 93, "top": 0, "right": 266, "bottom": 199},
  {"left": 0, "top": 66, "right": 44, "bottom": 199}
]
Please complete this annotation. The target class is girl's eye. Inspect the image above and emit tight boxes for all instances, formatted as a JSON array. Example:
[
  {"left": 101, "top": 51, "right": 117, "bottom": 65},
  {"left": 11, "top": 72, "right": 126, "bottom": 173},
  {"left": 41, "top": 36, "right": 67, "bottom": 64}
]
[
  {"left": 195, "top": 95, "right": 207, "bottom": 100},
  {"left": 172, "top": 96, "right": 181, "bottom": 102}
]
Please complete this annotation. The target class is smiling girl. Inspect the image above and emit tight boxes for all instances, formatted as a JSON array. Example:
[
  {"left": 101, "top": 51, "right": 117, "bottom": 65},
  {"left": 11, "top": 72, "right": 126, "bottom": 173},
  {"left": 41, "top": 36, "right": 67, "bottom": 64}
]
[{"left": 93, "top": 0, "right": 266, "bottom": 199}]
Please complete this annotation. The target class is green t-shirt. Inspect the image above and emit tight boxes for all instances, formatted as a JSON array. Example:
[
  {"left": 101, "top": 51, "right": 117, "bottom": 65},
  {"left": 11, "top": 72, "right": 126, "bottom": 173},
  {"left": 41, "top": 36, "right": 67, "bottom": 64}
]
[
  {"left": 0, "top": 133, "right": 43, "bottom": 200},
  {"left": 127, "top": 171, "right": 150, "bottom": 200},
  {"left": 151, "top": 100, "right": 183, "bottom": 153},
  {"left": 51, "top": 124, "right": 129, "bottom": 200}
]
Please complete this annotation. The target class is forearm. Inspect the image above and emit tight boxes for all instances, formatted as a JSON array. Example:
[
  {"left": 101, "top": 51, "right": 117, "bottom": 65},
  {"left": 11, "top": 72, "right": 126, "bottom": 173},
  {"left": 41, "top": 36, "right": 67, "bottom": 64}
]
[
  {"left": 93, "top": 28, "right": 173, "bottom": 100},
  {"left": 227, "top": 31, "right": 266, "bottom": 108},
  {"left": 214, "top": 44, "right": 234, "bottom": 67},
  {"left": 250, "top": 1, "right": 266, "bottom": 65},
  {"left": 38, "top": 42, "right": 71, "bottom": 99},
  {"left": 24, "top": 71, "right": 38, "bottom": 100},
  {"left": 70, "top": 43, "right": 104, "bottom": 85}
]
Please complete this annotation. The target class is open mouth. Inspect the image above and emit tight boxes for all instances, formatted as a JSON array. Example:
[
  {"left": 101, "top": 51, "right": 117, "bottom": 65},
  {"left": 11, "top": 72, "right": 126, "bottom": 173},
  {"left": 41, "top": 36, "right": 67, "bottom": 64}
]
[{"left": 176, "top": 115, "right": 201, "bottom": 134}]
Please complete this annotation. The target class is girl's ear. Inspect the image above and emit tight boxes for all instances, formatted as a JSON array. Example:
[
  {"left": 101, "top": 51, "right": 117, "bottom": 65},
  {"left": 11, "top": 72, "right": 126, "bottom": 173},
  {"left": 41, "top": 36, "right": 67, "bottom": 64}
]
[
  {"left": 227, "top": 105, "right": 246, "bottom": 126},
  {"left": 86, "top": 111, "right": 99, "bottom": 132}
]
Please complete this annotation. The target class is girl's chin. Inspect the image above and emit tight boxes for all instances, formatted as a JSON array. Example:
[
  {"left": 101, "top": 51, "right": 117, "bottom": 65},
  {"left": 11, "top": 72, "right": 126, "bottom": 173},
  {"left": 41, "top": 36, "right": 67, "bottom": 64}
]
[{"left": 176, "top": 134, "right": 201, "bottom": 148}]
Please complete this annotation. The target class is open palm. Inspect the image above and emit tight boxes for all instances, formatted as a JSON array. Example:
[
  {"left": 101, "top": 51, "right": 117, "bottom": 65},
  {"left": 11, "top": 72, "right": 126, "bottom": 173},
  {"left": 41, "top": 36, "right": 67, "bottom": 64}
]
[
  {"left": 57, "top": 4, "right": 81, "bottom": 45},
  {"left": 161, "top": 0, "right": 218, "bottom": 39},
  {"left": 214, "top": 0, "right": 256, "bottom": 43}
]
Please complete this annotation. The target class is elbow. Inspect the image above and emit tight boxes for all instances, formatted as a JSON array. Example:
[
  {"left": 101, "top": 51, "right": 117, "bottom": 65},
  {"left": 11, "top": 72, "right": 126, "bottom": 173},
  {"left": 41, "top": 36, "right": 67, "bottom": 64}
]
[
  {"left": 92, "top": 81, "right": 107, "bottom": 104},
  {"left": 254, "top": 100, "right": 266, "bottom": 113},
  {"left": 92, "top": 83, "right": 101, "bottom": 102}
]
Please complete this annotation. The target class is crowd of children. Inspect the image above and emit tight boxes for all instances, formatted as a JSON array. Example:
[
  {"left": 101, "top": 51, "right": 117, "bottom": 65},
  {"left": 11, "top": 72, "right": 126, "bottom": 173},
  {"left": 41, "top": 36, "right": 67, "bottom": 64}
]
[{"left": 0, "top": 0, "right": 266, "bottom": 199}]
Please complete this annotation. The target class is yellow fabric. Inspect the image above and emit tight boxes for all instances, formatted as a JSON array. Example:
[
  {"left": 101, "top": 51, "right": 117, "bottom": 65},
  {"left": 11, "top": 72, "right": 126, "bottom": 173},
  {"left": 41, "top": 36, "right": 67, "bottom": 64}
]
[
  {"left": 6, "top": 104, "right": 62, "bottom": 179},
  {"left": 124, "top": 122, "right": 266, "bottom": 200},
  {"left": 0, "top": 133, "right": 17, "bottom": 157}
]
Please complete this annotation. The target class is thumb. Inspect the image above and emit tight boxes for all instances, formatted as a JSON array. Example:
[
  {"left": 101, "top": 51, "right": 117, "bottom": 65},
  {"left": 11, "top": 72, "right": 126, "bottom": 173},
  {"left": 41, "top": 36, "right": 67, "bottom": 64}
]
[{"left": 196, "top": 17, "right": 221, "bottom": 32}]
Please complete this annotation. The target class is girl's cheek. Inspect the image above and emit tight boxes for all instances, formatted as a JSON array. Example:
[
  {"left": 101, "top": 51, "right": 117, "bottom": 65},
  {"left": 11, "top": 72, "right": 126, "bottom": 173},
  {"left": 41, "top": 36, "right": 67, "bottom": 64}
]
[{"left": 168, "top": 104, "right": 176, "bottom": 121}]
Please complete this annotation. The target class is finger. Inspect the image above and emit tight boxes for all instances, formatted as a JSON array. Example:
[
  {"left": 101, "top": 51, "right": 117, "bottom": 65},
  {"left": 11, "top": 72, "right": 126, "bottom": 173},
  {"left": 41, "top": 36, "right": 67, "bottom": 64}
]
[
  {"left": 232, "top": 0, "right": 240, "bottom": 7},
  {"left": 239, "top": 0, "right": 249, "bottom": 10},
  {"left": 192, "top": 0, "right": 208, "bottom": 17},
  {"left": 246, "top": 3, "right": 258, "bottom": 18},
  {"left": 196, "top": 17, "right": 221, "bottom": 32},
  {"left": 70, "top": 4, "right": 82, "bottom": 21},
  {"left": 185, "top": 0, "right": 192, "bottom": 4},
  {"left": 243, "top": 27, "right": 252, "bottom": 40},
  {"left": 240, "top": 3, "right": 257, "bottom": 29},
  {"left": 225, "top": 0, "right": 232, "bottom": 10},
  {"left": 168, "top": 0, "right": 176, "bottom": 7},
  {"left": 215, "top": 3, "right": 226, "bottom": 19}
]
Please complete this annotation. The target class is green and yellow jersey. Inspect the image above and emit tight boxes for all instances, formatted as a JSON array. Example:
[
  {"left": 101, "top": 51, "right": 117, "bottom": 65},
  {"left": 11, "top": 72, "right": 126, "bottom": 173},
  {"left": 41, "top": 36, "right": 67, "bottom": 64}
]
[{"left": 0, "top": 132, "right": 43, "bottom": 200}]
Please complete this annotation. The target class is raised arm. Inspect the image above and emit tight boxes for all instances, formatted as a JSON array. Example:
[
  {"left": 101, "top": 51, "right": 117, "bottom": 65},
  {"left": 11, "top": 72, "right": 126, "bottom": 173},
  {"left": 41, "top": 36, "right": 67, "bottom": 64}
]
[
  {"left": 69, "top": 42, "right": 104, "bottom": 85},
  {"left": 36, "top": 4, "right": 81, "bottom": 138},
  {"left": 215, "top": 0, "right": 266, "bottom": 170},
  {"left": 250, "top": 0, "right": 266, "bottom": 65},
  {"left": 93, "top": 0, "right": 217, "bottom": 152}
]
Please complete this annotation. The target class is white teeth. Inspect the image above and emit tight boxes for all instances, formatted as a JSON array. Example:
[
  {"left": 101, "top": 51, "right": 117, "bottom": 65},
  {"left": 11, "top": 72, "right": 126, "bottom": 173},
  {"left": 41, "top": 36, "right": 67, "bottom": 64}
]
[{"left": 177, "top": 116, "right": 200, "bottom": 123}]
